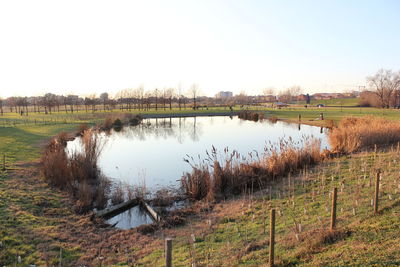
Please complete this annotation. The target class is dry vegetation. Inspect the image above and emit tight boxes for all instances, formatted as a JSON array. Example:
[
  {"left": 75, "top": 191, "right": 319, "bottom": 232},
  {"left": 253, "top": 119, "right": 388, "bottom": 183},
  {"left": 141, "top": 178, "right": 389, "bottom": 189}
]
[
  {"left": 329, "top": 116, "right": 400, "bottom": 153},
  {"left": 182, "top": 137, "right": 325, "bottom": 201},
  {"left": 41, "top": 129, "right": 110, "bottom": 213},
  {"left": 40, "top": 115, "right": 143, "bottom": 214}
]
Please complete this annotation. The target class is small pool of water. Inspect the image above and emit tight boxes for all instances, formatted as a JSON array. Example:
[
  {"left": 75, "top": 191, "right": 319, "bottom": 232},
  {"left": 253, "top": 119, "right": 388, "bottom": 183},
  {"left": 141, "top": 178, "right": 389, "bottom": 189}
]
[
  {"left": 67, "top": 116, "right": 328, "bottom": 194},
  {"left": 67, "top": 115, "right": 328, "bottom": 229},
  {"left": 105, "top": 205, "right": 154, "bottom": 229}
]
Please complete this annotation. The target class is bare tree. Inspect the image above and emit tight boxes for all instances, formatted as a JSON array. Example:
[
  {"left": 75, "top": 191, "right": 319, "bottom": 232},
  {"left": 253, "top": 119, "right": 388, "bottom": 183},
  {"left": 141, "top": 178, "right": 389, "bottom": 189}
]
[
  {"left": 154, "top": 88, "right": 159, "bottom": 110},
  {"left": 177, "top": 83, "right": 182, "bottom": 110},
  {"left": 367, "top": 69, "right": 400, "bottom": 108},
  {"left": 43, "top": 93, "right": 57, "bottom": 114},
  {"left": 100, "top": 92, "right": 109, "bottom": 111},
  {"left": 189, "top": 83, "right": 199, "bottom": 109},
  {"left": 236, "top": 90, "right": 249, "bottom": 105},
  {"left": 0, "top": 98, "right": 3, "bottom": 115},
  {"left": 165, "top": 88, "right": 175, "bottom": 110},
  {"left": 278, "top": 85, "right": 302, "bottom": 103},
  {"left": 134, "top": 85, "right": 144, "bottom": 110},
  {"left": 162, "top": 88, "right": 167, "bottom": 110}
]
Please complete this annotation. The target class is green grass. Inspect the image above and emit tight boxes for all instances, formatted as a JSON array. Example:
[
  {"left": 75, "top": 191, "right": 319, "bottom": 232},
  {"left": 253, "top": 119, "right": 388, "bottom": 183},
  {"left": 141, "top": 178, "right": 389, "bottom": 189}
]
[
  {"left": 296, "top": 97, "right": 360, "bottom": 107},
  {"left": 137, "top": 150, "right": 400, "bottom": 266},
  {"left": 1, "top": 107, "right": 400, "bottom": 265},
  {"left": 0, "top": 125, "right": 79, "bottom": 164},
  {"left": 266, "top": 106, "right": 400, "bottom": 125}
]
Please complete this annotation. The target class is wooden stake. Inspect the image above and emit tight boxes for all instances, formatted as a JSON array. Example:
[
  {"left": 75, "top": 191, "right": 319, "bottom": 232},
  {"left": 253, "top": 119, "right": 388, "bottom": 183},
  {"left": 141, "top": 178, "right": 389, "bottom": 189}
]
[
  {"left": 165, "top": 238, "right": 172, "bottom": 267},
  {"left": 2, "top": 154, "right": 5, "bottom": 171},
  {"left": 374, "top": 170, "right": 381, "bottom": 214},
  {"left": 269, "top": 209, "right": 275, "bottom": 267},
  {"left": 330, "top": 188, "right": 337, "bottom": 231}
]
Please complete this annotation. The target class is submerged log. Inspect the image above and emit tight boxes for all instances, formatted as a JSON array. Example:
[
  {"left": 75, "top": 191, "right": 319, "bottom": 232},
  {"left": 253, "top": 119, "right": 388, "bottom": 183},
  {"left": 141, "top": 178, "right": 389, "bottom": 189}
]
[{"left": 95, "top": 198, "right": 140, "bottom": 218}]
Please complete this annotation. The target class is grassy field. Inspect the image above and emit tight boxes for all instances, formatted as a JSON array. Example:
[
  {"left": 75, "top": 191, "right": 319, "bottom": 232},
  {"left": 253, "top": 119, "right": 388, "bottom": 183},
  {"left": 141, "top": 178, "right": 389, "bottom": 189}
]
[
  {"left": 137, "top": 150, "right": 400, "bottom": 266},
  {"left": 267, "top": 106, "right": 400, "bottom": 127},
  {"left": 1, "top": 107, "right": 400, "bottom": 265},
  {"left": 295, "top": 97, "right": 360, "bottom": 107}
]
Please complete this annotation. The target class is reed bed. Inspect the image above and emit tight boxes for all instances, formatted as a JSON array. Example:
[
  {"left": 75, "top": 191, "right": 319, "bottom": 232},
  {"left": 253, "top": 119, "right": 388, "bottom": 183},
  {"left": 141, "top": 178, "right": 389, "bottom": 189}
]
[
  {"left": 181, "top": 137, "right": 324, "bottom": 201},
  {"left": 329, "top": 116, "right": 400, "bottom": 153},
  {"left": 41, "top": 130, "right": 110, "bottom": 213}
]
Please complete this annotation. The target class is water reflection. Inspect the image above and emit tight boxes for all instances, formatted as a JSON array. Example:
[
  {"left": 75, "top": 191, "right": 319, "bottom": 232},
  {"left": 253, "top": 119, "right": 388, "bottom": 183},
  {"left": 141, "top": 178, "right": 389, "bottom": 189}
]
[
  {"left": 67, "top": 116, "right": 328, "bottom": 194},
  {"left": 105, "top": 205, "right": 153, "bottom": 229},
  {"left": 113, "top": 116, "right": 205, "bottom": 143}
]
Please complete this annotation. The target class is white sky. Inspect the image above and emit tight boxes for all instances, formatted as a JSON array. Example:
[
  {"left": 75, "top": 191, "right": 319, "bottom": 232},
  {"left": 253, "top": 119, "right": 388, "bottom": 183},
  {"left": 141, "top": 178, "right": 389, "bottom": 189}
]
[{"left": 0, "top": 0, "right": 399, "bottom": 98}]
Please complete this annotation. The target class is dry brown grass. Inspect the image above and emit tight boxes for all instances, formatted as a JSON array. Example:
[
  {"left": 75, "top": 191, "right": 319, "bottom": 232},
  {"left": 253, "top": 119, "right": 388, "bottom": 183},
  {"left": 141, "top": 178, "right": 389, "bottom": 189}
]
[
  {"left": 182, "top": 138, "right": 323, "bottom": 201},
  {"left": 294, "top": 228, "right": 351, "bottom": 260},
  {"left": 329, "top": 116, "right": 400, "bottom": 153}
]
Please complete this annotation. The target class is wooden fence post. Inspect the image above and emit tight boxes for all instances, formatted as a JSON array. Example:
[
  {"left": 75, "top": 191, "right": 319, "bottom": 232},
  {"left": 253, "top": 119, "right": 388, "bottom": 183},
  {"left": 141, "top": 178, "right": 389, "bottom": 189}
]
[
  {"left": 165, "top": 238, "right": 172, "bottom": 267},
  {"left": 330, "top": 188, "right": 337, "bottom": 231},
  {"left": 2, "top": 154, "right": 5, "bottom": 171},
  {"left": 269, "top": 209, "right": 275, "bottom": 267},
  {"left": 374, "top": 170, "right": 381, "bottom": 214}
]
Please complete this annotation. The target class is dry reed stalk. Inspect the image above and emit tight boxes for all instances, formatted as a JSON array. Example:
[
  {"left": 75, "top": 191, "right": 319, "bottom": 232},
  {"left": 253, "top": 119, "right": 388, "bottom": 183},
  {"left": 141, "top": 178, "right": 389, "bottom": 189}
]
[
  {"left": 42, "top": 130, "right": 110, "bottom": 213},
  {"left": 329, "top": 116, "right": 400, "bottom": 153},
  {"left": 182, "top": 137, "right": 323, "bottom": 201}
]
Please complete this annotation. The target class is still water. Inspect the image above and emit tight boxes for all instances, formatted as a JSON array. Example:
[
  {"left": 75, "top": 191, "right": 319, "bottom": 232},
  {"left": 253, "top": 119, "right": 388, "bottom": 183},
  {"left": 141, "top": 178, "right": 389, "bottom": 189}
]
[{"left": 67, "top": 116, "right": 328, "bottom": 194}]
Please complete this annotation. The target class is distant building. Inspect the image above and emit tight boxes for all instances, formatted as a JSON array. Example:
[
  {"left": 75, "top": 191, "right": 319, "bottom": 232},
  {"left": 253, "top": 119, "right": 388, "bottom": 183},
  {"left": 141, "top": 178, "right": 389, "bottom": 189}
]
[
  {"left": 215, "top": 91, "right": 233, "bottom": 98},
  {"left": 312, "top": 93, "right": 344, "bottom": 100},
  {"left": 297, "top": 94, "right": 308, "bottom": 101}
]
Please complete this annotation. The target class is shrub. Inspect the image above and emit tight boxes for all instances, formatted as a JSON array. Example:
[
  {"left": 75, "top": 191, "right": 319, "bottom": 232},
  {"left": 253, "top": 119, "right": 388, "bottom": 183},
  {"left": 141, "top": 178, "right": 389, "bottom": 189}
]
[
  {"left": 113, "top": 118, "right": 122, "bottom": 130},
  {"left": 238, "top": 111, "right": 264, "bottom": 122},
  {"left": 129, "top": 115, "right": 142, "bottom": 126}
]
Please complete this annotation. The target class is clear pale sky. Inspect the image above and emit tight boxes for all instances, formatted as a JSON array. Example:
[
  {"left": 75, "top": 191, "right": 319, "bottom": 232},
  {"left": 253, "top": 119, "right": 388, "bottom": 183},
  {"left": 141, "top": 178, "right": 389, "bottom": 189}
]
[{"left": 0, "top": 0, "right": 399, "bottom": 98}]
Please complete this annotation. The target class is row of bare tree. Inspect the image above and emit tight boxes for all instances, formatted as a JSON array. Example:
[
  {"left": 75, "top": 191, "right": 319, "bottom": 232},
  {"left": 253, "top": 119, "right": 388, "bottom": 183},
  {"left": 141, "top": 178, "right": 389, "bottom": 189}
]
[{"left": 0, "top": 85, "right": 273, "bottom": 115}]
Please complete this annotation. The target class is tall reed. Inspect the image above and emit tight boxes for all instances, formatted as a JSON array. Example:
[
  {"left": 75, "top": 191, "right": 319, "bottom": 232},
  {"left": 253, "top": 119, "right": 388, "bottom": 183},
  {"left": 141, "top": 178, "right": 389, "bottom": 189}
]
[
  {"left": 329, "top": 116, "right": 400, "bottom": 153},
  {"left": 41, "top": 130, "right": 109, "bottom": 213},
  {"left": 181, "top": 137, "right": 323, "bottom": 201}
]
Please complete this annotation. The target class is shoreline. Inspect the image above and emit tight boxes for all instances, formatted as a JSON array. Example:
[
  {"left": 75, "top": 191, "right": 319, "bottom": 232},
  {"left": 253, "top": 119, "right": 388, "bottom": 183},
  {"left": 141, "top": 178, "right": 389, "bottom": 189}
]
[{"left": 140, "top": 111, "right": 239, "bottom": 119}]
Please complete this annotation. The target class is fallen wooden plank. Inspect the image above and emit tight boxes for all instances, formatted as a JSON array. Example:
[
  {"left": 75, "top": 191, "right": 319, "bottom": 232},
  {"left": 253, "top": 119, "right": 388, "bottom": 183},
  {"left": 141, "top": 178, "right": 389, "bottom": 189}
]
[
  {"left": 140, "top": 200, "right": 161, "bottom": 222},
  {"left": 95, "top": 198, "right": 140, "bottom": 218}
]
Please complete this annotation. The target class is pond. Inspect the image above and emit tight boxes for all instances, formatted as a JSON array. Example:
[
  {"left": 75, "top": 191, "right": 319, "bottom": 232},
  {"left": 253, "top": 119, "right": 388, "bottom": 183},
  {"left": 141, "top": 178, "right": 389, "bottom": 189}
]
[{"left": 67, "top": 115, "right": 328, "bottom": 228}]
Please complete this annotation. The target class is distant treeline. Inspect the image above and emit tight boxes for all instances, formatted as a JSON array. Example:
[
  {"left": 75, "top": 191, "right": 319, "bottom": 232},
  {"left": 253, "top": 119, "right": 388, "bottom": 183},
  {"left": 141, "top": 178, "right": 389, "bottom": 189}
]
[{"left": 0, "top": 91, "right": 274, "bottom": 115}]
